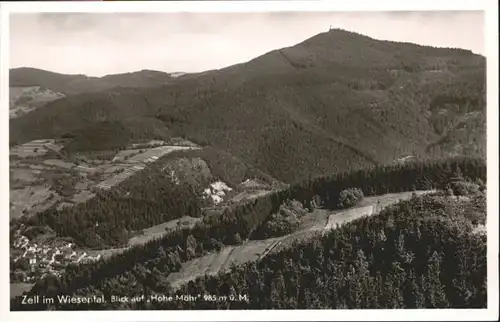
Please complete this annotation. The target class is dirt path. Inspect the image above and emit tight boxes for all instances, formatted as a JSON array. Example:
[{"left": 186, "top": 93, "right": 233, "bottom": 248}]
[
  {"left": 257, "top": 239, "right": 282, "bottom": 261},
  {"left": 324, "top": 205, "right": 375, "bottom": 230}
]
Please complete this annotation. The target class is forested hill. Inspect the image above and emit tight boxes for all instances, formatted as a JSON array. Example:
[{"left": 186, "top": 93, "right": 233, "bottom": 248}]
[
  {"left": 10, "top": 157, "right": 487, "bottom": 310},
  {"left": 9, "top": 67, "right": 175, "bottom": 95},
  {"left": 160, "top": 193, "right": 488, "bottom": 309},
  {"left": 9, "top": 29, "right": 486, "bottom": 182}
]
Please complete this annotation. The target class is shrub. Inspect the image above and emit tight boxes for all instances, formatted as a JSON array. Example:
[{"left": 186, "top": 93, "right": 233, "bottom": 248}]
[
  {"left": 251, "top": 200, "right": 307, "bottom": 239},
  {"left": 337, "top": 188, "right": 364, "bottom": 209},
  {"left": 475, "top": 178, "right": 486, "bottom": 192},
  {"left": 14, "top": 258, "right": 30, "bottom": 271},
  {"left": 450, "top": 181, "right": 479, "bottom": 196}
]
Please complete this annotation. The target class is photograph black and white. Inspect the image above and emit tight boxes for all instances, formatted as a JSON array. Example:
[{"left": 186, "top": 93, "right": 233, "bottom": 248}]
[{"left": 1, "top": 2, "right": 498, "bottom": 320}]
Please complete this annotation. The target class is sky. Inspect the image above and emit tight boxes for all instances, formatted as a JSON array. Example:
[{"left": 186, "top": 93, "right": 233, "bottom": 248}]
[{"left": 10, "top": 11, "right": 485, "bottom": 77}]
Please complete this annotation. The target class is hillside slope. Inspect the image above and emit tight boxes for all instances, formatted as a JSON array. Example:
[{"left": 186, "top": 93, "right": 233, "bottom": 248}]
[{"left": 9, "top": 30, "right": 486, "bottom": 182}]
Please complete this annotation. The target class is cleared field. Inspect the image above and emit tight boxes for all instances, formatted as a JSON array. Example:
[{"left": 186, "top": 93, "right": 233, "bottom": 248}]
[
  {"left": 10, "top": 106, "right": 37, "bottom": 118},
  {"left": 9, "top": 143, "right": 202, "bottom": 219},
  {"left": 10, "top": 168, "right": 38, "bottom": 183},
  {"left": 90, "top": 247, "right": 128, "bottom": 260},
  {"left": 87, "top": 217, "right": 203, "bottom": 261},
  {"left": 74, "top": 181, "right": 92, "bottom": 191},
  {"left": 324, "top": 205, "right": 374, "bottom": 230},
  {"left": 10, "top": 185, "right": 61, "bottom": 219},
  {"left": 167, "top": 252, "right": 221, "bottom": 289},
  {"left": 206, "top": 246, "right": 236, "bottom": 275},
  {"left": 101, "top": 164, "right": 129, "bottom": 175},
  {"left": 324, "top": 191, "right": 430, "bottom": 230},
  {"left": 70, "top": 190, "right": 95, "bottom": 203},
  {"left": 112, "top": 149, "right": 142, "bottom": 162},
  {"left": 10, "top": 86, "right": 35, "bottom": 102},
  {"left": 230, "top": 189, "right": 273, "bottom": 203},
  {"left": 129, "top": 140, "right": 165, "bottom": 149},
  {"left": 299, "top": 209, "right": 331, "bottom": 231},
  {"left": 229, "top": 239, "right": 277, "bottom": 266},
  {"left": 57, "top": 202, "right": 74, "bottom": 210},
  {"left": 43, "top": 159, "right": 76, "bottom": 169},
  {"left": 167, "top": 137, "right": 199, "bottom": 147},
  {"left": 473, "top": 224, "right": 486, "bottom": 235},
  {"left": 127, "top": 216, "right": 201, "bottom": 247},
  {"left": 10, "top": 86, "right": 63, "bottom": 106},
  {"left": 166, "top": 238, "right": 277, "bottom": 288},
  {"left": 239, "top": 179, "right": 271, "bottom": 190},
  {"left": 363, "top": 191, "right": 431, "bottom": 208},
  {"left": 74, "top": 165, "right": 97, "bottom": 174},
  {"left": 95, "top": 164, "right": 145, "bottom": 190},
  {"left": 127, "top": 146, "right": 200, "bottom": 163},
  {"left": 95, "top": 146, "right": 200, "bottom": 190},
  {"left": 10, "top": 139, "right": 63, "bottom": 158}
]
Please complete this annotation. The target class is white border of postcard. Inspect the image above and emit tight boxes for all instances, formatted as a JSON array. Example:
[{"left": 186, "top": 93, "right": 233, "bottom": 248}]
[{"left": 1, "top": 1, "right": 498, "bottom": 321}]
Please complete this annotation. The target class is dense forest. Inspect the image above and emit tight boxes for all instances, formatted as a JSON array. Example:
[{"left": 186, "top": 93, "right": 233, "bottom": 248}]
[
  {"left": 162, "top": 193, "right": 487, "bottom": 309},
  {"left": 11, "top": 156, "right": 486, "bottom": 310}
]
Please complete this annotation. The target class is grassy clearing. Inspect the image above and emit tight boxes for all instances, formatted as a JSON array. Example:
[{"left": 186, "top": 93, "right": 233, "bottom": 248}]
[
  {"left": 166, "top": 253, "right": 220, "bottom": 289},
  {"left": 206, "top": 246, "right": 236, "bottom": 275},
  {"left": 10, "top": 185, "right": 60, "bottom": 220},
  {"left": 230, "top": 190, "right": 273, "bottom": 203},
  {"left": 127, "top": 216, "right": 201, "bottom": 247},
  {"left": 10, "top": 168, "right": 38, "bottom": 184},
  {"left": 166, "top": 238, "right": 276, "bottom": 288}
]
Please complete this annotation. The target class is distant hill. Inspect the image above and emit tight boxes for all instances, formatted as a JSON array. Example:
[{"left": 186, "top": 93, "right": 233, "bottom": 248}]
[
  {"left": 9, "top": 29, "right": 486, "bottom": 183},
  {"left": 9, "top": 67, "right": 175, "bottom": 95}
]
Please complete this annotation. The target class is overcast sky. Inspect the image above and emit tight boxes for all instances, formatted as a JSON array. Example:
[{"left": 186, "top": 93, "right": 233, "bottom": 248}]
[{"left": 10, "top": 11, "right": 484, "bottom": 77}]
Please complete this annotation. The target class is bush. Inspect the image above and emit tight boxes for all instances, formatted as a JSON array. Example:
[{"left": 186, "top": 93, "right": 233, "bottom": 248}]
[
  {"left": 14, "top": 258, "right": 30, "bottom": 271},
  {"left": 475, "top": 178, "right": 486, "bottom": 192},
  {"left": 337, "top": 188, "right": 364, "bottom": 209},
  {"left": 251, "top": 200, "right": 307, "bottom": 239},
  {"left": 450, "top": 181, "right": 479, "bottom": 196}
]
